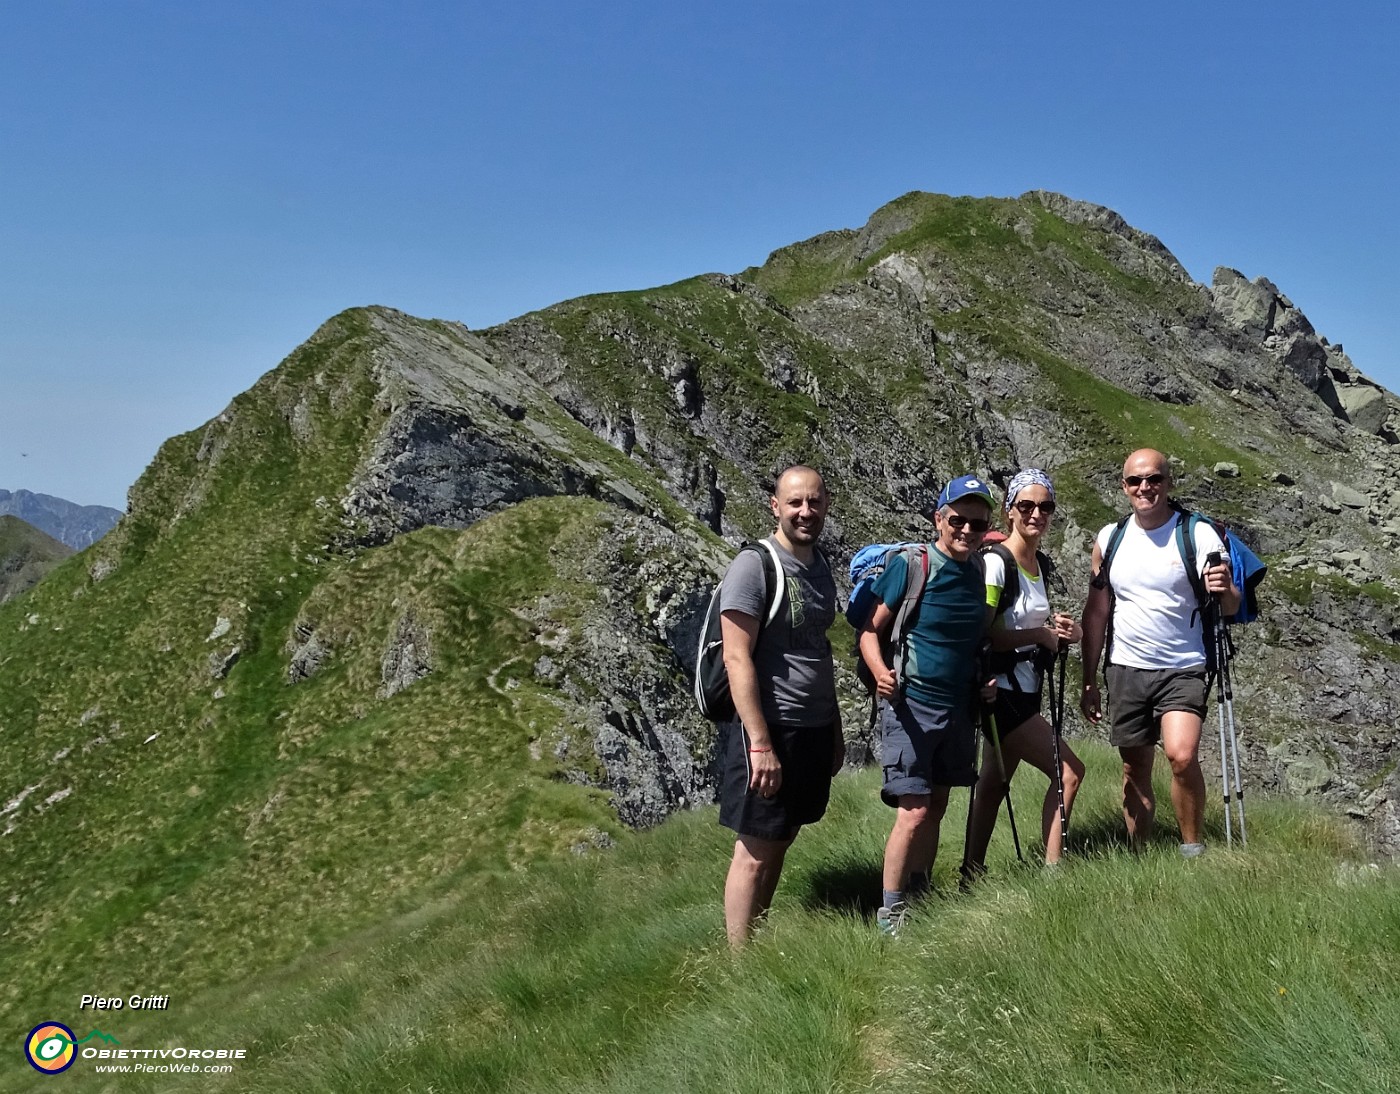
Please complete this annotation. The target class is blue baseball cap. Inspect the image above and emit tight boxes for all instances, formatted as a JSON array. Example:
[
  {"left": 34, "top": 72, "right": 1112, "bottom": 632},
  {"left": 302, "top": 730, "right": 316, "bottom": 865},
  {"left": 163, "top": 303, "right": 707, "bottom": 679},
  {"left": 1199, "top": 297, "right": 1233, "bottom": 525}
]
[{"left": 937, "top": 474, "right": 996, "bottom": 510}]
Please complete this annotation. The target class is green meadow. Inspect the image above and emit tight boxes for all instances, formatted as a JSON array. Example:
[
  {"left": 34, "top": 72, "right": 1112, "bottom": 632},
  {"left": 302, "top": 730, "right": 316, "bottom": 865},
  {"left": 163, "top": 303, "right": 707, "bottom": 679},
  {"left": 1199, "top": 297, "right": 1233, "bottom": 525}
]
[{"left": 11, "top": 747, "right": 1398, "bottom": 1093}]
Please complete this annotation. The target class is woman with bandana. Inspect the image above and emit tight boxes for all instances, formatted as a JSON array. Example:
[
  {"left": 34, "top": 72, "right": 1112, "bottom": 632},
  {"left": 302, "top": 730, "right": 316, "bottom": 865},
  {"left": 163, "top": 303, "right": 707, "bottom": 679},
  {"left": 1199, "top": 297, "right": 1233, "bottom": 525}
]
[{"left": 964, "top": 469, "right": 1085, "bottom": 872}]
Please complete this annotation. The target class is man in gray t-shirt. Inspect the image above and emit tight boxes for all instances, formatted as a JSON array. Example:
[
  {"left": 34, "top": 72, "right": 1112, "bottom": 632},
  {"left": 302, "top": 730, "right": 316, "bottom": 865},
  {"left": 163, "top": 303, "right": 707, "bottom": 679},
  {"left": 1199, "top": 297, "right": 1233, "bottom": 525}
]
[{"left": 718, "top": 466, "right": 843, "bottom": 949}]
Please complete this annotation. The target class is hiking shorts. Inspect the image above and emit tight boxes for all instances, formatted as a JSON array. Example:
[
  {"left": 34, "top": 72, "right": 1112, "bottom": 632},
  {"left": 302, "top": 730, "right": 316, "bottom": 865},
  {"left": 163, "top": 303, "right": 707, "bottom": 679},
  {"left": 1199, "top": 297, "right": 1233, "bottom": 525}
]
[
  {"left": 986, "top": 687, "right": 1042, "bottom": 741},
  {"left": 879, "top": 694, "right": 976, "bottom": 807},
  {"left": 1106, "top": 665, "right": 1208, "bottom": 748},
  {"left": 718, "top": 719, "right": 838, "bottom": 841}
]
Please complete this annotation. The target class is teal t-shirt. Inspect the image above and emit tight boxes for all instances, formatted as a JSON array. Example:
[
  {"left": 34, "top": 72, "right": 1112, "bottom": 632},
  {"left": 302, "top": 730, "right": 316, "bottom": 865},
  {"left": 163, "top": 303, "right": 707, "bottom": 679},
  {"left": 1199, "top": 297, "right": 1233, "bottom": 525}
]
[{"left": 871, "top": 545, "right": 986, "bottom": 707}]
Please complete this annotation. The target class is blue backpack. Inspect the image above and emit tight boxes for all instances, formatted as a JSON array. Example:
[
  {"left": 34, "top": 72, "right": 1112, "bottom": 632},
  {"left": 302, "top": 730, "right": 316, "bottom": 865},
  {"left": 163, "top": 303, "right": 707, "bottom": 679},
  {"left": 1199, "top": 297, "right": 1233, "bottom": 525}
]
[{"left": 847, "top": 542, "right": 975, "bottom": 709}]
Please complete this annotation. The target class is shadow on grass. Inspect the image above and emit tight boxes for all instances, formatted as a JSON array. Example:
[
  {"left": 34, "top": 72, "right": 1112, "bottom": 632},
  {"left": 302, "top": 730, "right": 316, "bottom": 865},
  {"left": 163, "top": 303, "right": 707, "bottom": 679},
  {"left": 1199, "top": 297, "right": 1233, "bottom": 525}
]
[
  {"left": 1062, "top": 811, "right": 1237, "bottom": 860},
  {"left": 798, "top": 856, "right": 884, "bottom": 920}
]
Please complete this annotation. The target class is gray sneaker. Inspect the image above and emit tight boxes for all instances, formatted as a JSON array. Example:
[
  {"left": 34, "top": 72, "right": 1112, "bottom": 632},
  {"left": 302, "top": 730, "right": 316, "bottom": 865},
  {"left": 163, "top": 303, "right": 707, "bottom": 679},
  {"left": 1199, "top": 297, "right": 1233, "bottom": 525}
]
[
  {"left": 1180, "top": 842, "right": 1206, "bottom": 859},
  {"left": 877, "top": 901, "right": 908, "bottom": 937}
]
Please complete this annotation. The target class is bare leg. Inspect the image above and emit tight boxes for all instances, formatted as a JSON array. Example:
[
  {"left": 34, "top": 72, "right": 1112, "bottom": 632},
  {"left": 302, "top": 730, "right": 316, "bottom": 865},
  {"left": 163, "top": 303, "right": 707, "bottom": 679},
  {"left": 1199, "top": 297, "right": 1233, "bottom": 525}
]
[
  {"left": 965, "top": 746, "right": 1008, "bottom": 870},
  {"left": 883, "top": 790, "right": 949, "bottom": 892},
  {"left": 1161, "top": 711, "right": 1206, "bottom": 845},
  {"left": 988, "top": 715, "right": 1085, "bottom": 864},
  {"left": 724, "top": 832, "right": 795, "bottom": 949},
  {"left": 1120, "top": 744, "right": 1156, "bottom": 851}
]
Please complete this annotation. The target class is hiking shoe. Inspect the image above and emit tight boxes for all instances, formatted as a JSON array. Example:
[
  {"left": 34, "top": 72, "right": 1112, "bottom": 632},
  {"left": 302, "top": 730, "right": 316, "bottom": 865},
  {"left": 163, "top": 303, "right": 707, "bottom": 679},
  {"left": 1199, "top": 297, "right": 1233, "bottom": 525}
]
[
  {"left": 1180, "top": 842, "right": 1206, "bottom": 859},
  {"left": 877, "top": 901, "right": 908, "bottom": 937},
  {"left": 958, "top": 861, "right": 985, "bottom": 893}
]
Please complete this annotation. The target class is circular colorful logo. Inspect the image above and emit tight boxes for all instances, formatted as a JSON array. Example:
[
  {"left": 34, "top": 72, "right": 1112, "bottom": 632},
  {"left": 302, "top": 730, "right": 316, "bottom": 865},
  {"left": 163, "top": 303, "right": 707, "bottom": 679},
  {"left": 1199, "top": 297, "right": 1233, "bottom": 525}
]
[{"left": 26, "top": 1022, "right": 77, "bottom": 1074}]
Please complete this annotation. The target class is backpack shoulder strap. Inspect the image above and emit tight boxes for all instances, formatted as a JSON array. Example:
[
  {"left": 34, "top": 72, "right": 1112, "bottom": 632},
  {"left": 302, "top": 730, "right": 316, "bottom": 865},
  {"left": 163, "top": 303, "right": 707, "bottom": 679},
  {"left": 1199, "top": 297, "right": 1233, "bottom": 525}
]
[
  {"left": 1092, "top": 515, "right": 1132, "bottom": 591},
  {"left": 1172, "top": 511, "right": 1209, "bottom": 611},
  {"left": 889, "top": 543, "right": 930, "bottom": 644},
  {"left": 752, "top": 539, "right": 786, "bottom": 628},
  {"left": 983, "top": 541, "right": 1019, "bottom": 616}
]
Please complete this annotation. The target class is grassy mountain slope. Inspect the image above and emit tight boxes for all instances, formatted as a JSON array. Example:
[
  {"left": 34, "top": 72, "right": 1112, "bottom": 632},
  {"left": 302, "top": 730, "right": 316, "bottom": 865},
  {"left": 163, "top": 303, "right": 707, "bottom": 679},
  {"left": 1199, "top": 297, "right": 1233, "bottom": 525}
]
[
  {"left": 8, "top": 747, "right": 1398, "bottom": 1093},
  {"left": 0, "top": 308, "right": 722, "bottom": 1029},
  {"left": 4, "top": 190, "right": 1400, "bottom": 1077},
  {"left": 0, "top": 515, "right": 72, "bottom": 602}
]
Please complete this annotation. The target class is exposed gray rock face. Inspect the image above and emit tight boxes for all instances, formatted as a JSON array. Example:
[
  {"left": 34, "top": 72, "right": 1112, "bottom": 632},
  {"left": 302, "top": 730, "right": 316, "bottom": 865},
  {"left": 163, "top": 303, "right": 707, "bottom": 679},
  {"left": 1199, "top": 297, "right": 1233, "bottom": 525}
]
[
  {"left": 0, "top": 490, "right": 122, "bottom": 549},
  {"left": 286, "top": 623, "right": 332, "bottom": 683},
  {"left": 1335, "top": 379, "right": 1389, "bottom": 435},
  {"left": 340, "top": 314, "right": 656, "bottom": 546},
  {"left": 1210, "top": 267, "right": 1393, "bottom": 440},
  {"left": 528, "top": 510, "right": 730, "bottom": 827},
  {"left": 379, "top": 608, "right": 433, "bottom": 698}
]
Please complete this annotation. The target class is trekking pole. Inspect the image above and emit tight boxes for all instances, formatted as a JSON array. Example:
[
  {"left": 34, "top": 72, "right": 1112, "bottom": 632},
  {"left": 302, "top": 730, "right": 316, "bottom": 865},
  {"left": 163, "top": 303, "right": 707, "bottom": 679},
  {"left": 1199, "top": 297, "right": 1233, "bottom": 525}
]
[
  {"left": 986, "top": 708, "right": 1025, "bottom": 864},
  {"left": 1047, "top": 647, "right": 1070, "bottom": 854},
  {"left": 960, "top": 706, "right": 982, "bottom": 888},
  {"left": 1219, "top": 618, "right": 1247, "bottom": 845},
  {"left": 1205, "top": 550, "right": 1247, "bottom": 848},
  {"left": 1213, "top": 612, "right": 1234, "bottom": 847}
]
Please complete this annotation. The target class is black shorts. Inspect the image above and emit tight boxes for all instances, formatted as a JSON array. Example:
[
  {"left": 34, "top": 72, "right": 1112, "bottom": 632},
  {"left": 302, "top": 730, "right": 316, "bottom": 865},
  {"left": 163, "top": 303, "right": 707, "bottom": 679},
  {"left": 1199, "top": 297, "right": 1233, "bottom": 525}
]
[
  {"left": 1106, "top": 664, "right": 1208, "bottom": 748},
  {"left": 718, "top": 720, "right": 837, "bottom": 841},
  {"left": 984, "top": 687, "right": 1042, "bottom": 741}
]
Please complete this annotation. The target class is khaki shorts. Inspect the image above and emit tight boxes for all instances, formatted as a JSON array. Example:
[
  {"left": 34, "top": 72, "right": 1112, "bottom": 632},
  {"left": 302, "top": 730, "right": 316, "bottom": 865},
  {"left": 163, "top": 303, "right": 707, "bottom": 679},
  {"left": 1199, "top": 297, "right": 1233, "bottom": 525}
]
[{"left": 1106, "top": 665, "right": 1207, "bottom": 748}]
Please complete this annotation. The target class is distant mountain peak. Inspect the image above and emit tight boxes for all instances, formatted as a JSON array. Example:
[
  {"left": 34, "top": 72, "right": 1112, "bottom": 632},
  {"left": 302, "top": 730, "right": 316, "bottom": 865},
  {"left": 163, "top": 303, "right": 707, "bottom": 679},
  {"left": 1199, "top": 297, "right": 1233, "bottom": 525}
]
[{"left": 0, "top": 488, "right": 122, "bottom": 549}]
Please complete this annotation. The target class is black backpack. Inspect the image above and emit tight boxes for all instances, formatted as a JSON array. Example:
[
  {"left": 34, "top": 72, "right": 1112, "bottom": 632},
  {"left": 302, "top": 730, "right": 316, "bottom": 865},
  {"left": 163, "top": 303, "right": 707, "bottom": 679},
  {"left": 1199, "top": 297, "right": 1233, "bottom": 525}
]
[
  {"left": 980, "top": 541, "right": 1056, "bottom": 685},
  {"left": 693, "top": 540, "right": 785, "bottom": 721}
]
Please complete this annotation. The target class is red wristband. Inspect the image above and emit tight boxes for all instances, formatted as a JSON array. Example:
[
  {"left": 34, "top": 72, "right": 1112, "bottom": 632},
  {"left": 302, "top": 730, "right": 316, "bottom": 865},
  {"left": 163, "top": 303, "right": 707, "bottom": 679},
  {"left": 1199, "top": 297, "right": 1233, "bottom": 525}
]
[{"left": 748, "top": 747, "right": 773, "bottom": 753}]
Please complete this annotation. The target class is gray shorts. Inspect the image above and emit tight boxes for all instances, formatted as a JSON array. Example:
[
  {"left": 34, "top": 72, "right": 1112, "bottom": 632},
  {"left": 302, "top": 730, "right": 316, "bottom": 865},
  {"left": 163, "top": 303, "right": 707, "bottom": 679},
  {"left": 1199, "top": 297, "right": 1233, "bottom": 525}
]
[
  {"left": 879, "top": 693, "right": 977, "bottom": 806},
  {"left": 1106, "top": 664, "right": 1208, "bottom": 748}
]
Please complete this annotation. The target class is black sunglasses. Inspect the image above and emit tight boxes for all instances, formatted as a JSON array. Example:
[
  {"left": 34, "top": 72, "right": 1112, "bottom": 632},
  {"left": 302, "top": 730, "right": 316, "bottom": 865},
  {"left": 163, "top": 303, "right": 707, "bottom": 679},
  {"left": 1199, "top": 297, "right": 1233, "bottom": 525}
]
[
  {"left": 1123, "top": 473, "right": 1166, "bottom": 487},
  {"left": 944, "top": 514, "right": 990, "bottom": 533},
  {"left": 1013, "top": 499, "right": 1056, "bottom": 515}
]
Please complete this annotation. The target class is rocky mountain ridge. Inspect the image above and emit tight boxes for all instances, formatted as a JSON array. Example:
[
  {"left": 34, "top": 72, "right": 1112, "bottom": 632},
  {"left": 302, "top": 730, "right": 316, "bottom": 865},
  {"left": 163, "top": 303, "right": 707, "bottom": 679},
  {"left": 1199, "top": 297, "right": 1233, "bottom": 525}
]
[
  {"left": 92, "top": 190, "right": 1400, "bottom": 851},
  {"left": 4, "top": 188, "right": 1399, "bottom": 1020}
]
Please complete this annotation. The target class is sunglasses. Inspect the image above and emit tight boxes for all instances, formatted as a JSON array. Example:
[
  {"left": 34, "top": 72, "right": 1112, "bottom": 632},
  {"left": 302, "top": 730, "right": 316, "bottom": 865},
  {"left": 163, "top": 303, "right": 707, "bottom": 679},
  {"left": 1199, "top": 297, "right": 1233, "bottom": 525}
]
[
  {"left": 943, "top": 514, "right": 990, "bottom": 533},
  {"left": 1123, "top": 473, "right": 1166, "bottom": 487},
  {"left": 1012, "top": 499, "right": 1056, "bottom": 515}
]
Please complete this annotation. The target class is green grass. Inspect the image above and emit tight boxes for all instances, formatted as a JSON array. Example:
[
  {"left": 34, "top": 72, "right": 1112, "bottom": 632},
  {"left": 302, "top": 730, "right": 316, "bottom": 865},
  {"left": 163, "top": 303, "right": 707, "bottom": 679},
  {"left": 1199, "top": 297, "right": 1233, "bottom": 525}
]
[
  {"left": 0, "top": 491, "right": 690, "bottom": 1032},
  {"left": 10, "top": 745, "right": 1397, "bottom": 1093}
]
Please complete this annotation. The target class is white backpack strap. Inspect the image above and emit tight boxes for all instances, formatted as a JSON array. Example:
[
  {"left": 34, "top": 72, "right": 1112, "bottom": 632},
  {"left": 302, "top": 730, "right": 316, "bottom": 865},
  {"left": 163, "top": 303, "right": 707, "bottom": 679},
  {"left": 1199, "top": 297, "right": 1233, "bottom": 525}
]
[{"left": 757, "top": 538, "right": 787, "bottom": 627}]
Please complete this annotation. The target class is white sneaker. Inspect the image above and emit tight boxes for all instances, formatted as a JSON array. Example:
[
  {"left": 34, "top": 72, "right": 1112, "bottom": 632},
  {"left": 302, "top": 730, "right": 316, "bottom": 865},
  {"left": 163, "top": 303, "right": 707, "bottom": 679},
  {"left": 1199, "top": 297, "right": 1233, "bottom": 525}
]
[{"left": 877, "top": 901, "right": 908, "bottom": 937}]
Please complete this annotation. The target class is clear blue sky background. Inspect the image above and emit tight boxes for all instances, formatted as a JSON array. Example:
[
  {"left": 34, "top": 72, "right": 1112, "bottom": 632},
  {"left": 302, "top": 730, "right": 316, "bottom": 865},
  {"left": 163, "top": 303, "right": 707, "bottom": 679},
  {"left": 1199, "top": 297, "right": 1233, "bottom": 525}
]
[{"left": 2, "top": 1, "right": 1395, "bottom": 510}]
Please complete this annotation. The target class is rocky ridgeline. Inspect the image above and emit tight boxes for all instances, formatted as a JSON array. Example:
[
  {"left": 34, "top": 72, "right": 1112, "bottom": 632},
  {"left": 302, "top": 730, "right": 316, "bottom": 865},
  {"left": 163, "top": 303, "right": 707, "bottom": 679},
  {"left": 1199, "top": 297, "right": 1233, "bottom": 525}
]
[{"left": 60, "top": 192, "right": 1400, "bottom": 854}]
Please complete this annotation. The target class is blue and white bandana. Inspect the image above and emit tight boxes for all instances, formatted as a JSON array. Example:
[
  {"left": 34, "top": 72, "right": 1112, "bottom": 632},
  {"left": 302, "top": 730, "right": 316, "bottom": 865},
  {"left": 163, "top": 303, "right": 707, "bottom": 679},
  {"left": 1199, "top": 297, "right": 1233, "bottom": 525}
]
[{"left": 1005, "top": 468, "right": 1055, "bottom": 512}]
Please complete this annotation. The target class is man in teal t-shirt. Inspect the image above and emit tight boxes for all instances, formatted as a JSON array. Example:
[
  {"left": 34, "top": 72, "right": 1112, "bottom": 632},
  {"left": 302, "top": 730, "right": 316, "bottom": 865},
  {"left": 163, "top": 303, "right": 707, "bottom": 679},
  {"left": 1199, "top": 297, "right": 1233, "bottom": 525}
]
[{"left": 858, "top": 474, "right": 994, "bottom": 934}]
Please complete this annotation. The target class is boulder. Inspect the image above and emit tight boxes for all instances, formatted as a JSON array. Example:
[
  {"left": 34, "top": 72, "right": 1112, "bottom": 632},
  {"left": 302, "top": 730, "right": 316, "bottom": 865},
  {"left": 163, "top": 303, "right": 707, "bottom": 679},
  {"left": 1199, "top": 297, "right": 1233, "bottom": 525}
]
[
  {"left": 1330, "top": 482, "right": 1368, "bottom": 510},
  {"left": 1336, "top": 382, "right": 1388, "bottom": 436}
]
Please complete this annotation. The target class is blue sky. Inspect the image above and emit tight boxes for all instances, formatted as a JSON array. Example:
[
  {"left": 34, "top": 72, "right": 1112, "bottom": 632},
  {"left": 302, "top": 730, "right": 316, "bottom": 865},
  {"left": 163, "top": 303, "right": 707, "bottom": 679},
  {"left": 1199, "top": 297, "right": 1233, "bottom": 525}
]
[{"left": 2, "top": 1, "right": 1396, "bottom": 510}]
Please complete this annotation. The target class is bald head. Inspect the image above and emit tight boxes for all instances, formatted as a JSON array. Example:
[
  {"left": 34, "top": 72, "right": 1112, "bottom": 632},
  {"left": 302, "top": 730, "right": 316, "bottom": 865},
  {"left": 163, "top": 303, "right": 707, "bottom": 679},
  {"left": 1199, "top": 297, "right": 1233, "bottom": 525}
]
[
  {"left": 1123, "top": 449, "right": 1169, "bottom": 481},
  {"left": 770, "top": 465, "right": 828, "bottom": 557},
  {"left": 1121, "top": 449, "right": 1173, "bottom": 528},
  {"left": 774, "top": 465, "right": 826, "bottom": 499}
]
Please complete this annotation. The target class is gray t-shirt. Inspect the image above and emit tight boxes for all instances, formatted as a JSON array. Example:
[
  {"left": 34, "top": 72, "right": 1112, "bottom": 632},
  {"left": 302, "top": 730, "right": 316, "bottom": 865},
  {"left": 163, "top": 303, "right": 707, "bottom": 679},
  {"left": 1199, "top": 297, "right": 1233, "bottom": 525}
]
[{"left": 718, "top": 537, "right": 838, "bottom": 727}]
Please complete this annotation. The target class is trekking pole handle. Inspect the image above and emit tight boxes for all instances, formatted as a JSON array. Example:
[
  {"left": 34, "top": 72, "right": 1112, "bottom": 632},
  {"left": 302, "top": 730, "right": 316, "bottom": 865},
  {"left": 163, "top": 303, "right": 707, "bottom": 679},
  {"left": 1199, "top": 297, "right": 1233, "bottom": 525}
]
[{"left": 1205, "top": 551, "right": 1224, "bottom": 599}]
